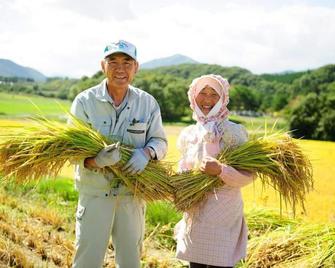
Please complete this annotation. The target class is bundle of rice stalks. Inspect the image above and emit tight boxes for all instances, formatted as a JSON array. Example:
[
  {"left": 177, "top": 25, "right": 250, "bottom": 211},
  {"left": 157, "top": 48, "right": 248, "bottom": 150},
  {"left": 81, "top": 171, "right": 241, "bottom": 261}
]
[
  {"left": 0, "top": 115, "right": 173, "bottom": 202},
  {"left": 242, "top": 223, "right": 335, "bottom": 268},
  {"left": 171, "top": 131, "right": 313, "bottom": 213}
]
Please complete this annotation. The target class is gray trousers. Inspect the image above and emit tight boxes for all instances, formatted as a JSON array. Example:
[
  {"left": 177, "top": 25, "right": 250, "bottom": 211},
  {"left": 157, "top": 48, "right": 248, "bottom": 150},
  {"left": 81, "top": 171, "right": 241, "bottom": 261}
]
[{"left": 72, "top": 193, "right": 145, "bottom": 268}]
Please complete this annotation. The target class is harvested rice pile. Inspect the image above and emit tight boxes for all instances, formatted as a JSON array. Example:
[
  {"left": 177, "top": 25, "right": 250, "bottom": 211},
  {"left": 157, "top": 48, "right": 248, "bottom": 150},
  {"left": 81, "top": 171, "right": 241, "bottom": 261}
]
[
  {"left": 243, "top": 222, "right": 335, "bottom": 268},
  {"left": 240, "top": 208, "right": 335, "bottom": 268}
]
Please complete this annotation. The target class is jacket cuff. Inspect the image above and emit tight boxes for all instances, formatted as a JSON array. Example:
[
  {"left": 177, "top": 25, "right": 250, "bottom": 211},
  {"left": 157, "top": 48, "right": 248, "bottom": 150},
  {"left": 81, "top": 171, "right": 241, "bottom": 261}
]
[{"left": 145, "top": 139, "right": 167, "bottom": 160}]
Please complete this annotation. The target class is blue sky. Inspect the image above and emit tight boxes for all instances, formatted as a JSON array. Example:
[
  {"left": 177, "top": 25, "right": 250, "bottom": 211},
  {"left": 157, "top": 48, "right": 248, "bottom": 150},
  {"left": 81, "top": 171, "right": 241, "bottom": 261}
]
[{"left": 1, "top": 0, "right": 334, "bottom": 78}]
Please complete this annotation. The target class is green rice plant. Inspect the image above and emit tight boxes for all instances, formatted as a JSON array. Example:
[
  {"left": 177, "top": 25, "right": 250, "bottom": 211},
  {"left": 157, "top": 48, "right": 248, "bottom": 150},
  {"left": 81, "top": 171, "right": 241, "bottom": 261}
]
[
  {"left": 0, "top": 115, "right": 173, "bottom": 202},
  {"left": 2, "top": 177, "right": 78, "bottom": 203},
  {"left": 146, "top": 201, "right": 182, "bottom": 226},
  {"left": 171, "top": 131, "right": 313, "bottom": 214},
  {"left": 145, "top": 201, "right": 182, "bottom": 251}
]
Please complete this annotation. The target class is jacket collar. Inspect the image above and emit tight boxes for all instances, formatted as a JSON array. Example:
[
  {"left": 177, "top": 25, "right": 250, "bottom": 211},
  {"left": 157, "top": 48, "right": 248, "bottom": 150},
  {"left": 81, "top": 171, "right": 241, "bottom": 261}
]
[{"left": 96, "top": 78, "right": 139, "bottom": 104}]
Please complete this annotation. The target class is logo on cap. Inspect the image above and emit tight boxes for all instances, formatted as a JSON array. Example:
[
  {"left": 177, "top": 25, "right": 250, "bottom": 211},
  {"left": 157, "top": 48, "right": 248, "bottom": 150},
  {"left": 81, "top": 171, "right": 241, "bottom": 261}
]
[{"left": 104, "top": 40, "right": 136, "bottom": 60}]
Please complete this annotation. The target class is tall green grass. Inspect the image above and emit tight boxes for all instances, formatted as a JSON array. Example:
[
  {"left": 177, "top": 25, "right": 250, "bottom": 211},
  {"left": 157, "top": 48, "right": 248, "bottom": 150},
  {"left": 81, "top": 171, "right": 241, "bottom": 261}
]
[
  {"left": 146, "top": 201, "right": 182, "bottom": 226},
  {"left": 2, "top": 177, "right": 78, "bottom": 211}
]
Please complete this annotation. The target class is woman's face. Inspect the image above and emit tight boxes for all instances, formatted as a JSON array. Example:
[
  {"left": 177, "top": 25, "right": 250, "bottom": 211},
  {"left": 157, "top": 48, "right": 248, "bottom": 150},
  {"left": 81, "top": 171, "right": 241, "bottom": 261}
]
[{"left": 195, "top": 86, "right": 220, "bottom": 115}]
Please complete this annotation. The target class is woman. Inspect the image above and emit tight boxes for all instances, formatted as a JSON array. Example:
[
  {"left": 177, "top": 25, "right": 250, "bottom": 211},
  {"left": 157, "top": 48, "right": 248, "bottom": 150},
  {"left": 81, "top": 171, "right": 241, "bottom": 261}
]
[{"left": 175, "top": 74, "right": 254, "bottom": 268}]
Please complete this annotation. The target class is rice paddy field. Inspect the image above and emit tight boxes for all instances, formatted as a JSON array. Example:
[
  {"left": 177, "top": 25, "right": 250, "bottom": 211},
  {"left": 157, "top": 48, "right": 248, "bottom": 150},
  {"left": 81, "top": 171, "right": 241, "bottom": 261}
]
[
  {"left": 0, "top": 92, "right": 70, "bottom": 117},
  {"left": 0, "top": 114, "right": 334, "bottom": 266}
]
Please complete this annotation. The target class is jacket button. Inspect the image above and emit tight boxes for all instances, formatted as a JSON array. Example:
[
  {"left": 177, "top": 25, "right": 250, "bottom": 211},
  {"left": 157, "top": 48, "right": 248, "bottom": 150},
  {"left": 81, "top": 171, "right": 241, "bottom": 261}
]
[
  {"left": 104, "top": 121, "right": 106, "bottom": 124},
  {"left": 105, "top": 193, "right": 108, "bottom": 197}
]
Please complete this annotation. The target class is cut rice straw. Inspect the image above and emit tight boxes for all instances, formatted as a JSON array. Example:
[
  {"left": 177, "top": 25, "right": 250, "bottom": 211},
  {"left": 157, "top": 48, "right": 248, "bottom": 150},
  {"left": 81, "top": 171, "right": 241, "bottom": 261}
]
[
  {"left": 0, "top": 114, "right": 173, "bottom": 202},
  {"left": 242, "top": 222, "right": 335, "bottom": 268},
  {"left": 171, "top": 130, "right": 313, "bottom": 214}
]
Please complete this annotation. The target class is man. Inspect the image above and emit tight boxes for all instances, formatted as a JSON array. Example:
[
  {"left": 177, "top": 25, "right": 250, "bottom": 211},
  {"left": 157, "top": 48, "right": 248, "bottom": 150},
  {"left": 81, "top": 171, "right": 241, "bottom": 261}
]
[{"left": 70, "top": 40, "right": 167, "bottom": 267}]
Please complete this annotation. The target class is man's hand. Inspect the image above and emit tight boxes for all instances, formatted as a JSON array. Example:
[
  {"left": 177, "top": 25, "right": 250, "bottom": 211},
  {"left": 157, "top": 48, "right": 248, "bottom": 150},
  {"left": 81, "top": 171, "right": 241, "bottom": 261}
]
[
  {"left": 94, "top": 142, "right": 121, "bottom": 168},
  {"left": 122, "top": 148, "right": 150, "bottom": 175},
  {"left": 199, "top": 156, "right": 222, "bottom": 176}
]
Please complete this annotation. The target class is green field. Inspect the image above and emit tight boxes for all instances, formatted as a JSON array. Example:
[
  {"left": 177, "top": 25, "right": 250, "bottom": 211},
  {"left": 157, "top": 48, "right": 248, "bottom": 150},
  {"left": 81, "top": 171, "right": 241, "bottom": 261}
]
[
  {"left": 0, "top": 92, "right": 71, "bottom": 117},
  {"left": 0, "top": 92, "right": 288, "bottom": 131}
]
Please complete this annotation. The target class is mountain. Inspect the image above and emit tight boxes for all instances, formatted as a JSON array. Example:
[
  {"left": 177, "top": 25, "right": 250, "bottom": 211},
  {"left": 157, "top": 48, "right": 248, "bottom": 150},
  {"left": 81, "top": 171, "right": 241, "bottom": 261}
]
[
  {"left": 0, "top": 59, "right": 47, "bottom": 82},
  {"left": 140, "top": 54, "right": 198, "bottom": 69}
]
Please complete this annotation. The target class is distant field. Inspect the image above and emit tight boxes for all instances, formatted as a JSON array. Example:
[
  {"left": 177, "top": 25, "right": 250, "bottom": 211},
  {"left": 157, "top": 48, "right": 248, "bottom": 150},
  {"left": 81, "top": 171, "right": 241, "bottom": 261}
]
[
  {"left": 0, "top": 92, "right": 287, "bottom": 130},
  {"left": 229, "top": 114, "right": 288, "bottom": 132},
  {"left": 0, "top": 92, "right": 71, "bottom": 117}
]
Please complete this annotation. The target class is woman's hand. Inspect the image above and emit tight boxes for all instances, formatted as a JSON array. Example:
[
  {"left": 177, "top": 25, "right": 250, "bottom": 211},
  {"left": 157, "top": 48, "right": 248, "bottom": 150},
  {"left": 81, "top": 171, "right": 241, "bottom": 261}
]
[{"left": 199, "top": 156, "right": 222, "bottom": 176}]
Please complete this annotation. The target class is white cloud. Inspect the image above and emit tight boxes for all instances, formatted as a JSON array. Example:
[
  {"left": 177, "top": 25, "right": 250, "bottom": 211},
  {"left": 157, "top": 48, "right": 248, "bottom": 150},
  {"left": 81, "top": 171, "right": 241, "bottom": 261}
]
[
  {"left": 0, "top": 0, "right": 334, "bottom": 77},
  {"left": 56, "top": 0, "right": 136, "bottom": 21}
]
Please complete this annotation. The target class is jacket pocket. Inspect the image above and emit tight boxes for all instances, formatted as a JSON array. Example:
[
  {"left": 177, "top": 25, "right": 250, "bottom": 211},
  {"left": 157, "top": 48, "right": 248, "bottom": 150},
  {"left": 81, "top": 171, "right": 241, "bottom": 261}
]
[{"left": 126, "top": 122, "right": 147, "bottom": 148}]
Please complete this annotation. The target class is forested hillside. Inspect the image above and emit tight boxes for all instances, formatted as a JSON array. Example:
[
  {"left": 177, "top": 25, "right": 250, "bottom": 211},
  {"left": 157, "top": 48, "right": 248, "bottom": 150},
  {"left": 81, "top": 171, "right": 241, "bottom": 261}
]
[{"left": 1, "top": 63, "right": 334, "bottom": 140}]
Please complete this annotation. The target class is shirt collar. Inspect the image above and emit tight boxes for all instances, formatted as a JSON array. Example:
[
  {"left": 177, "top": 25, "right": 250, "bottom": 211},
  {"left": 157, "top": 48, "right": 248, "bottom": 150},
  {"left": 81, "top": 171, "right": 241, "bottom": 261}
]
[{"left": 96, "top": 78, "right": 135, "bottom": 104}]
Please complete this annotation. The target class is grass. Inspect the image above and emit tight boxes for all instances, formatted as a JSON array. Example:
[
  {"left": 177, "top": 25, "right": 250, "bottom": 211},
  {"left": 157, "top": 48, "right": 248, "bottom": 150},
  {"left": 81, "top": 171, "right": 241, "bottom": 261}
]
[
  {"left": 3, "top": 178, "right": 78, "bottom": 203},
  {"left": 229, "top": 114, "right": 288, "bottom": 132},
  {"left": 168, "top": 114, "right": 289, "bottom": 132},
  {"left": 146, "top": 201, "right": 182, "bottom": 251},
  {"left": 146, "top": 201, "right": 182, "bottom": 227}
]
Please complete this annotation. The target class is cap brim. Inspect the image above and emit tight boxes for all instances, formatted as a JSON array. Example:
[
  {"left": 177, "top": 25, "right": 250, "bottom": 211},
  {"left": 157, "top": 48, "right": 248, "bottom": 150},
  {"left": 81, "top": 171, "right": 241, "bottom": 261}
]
[{"left": 104, "top": 50, "right": 136, "bottom": 60}]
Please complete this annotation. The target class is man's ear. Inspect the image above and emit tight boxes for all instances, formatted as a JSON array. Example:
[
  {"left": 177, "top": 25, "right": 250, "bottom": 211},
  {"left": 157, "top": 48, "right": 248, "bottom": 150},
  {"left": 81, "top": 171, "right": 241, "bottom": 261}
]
[
  {"left": 101, "top": 60, "right": 106, "bottom": 73},
  {"left": 134, "top": 61, "right": 139, "bottom": 73}
]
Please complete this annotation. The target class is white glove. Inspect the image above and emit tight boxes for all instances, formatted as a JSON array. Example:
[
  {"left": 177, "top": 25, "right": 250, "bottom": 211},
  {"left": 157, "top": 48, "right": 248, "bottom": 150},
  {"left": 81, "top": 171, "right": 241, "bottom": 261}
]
[
  {"left": 94, "top": 142, "right": 121, "bottom": 168},
  {"left": 122, "top": 148, "right": 149, "bottom": 175}
]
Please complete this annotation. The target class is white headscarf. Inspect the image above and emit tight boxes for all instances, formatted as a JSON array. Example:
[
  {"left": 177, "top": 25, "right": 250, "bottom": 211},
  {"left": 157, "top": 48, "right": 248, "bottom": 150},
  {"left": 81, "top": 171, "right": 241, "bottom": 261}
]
[
  {"left": 188, "top": 74, "right": 230, "bottom": 124},
  {"left": 187, "top": 74, "right": 230, "bottom": 145}
]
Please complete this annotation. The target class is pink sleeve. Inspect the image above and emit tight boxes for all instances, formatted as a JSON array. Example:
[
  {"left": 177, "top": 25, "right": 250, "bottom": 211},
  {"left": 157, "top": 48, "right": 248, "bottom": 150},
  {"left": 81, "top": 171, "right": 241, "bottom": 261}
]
[{"left": 219, "top": 164, "right": 254, "bottom": 188}]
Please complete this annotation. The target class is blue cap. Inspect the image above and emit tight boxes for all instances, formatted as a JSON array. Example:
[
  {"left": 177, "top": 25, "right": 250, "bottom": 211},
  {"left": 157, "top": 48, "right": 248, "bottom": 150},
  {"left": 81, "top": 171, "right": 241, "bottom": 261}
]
[{"left": 103, "top": 40, "right": 137, "bottom": 60}]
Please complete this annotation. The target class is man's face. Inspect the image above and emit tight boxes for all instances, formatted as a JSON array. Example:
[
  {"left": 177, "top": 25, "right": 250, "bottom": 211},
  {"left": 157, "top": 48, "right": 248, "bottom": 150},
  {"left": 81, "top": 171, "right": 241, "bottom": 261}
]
[{"left": 101, "top": 53, "right": 138, "bottom": 90}]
